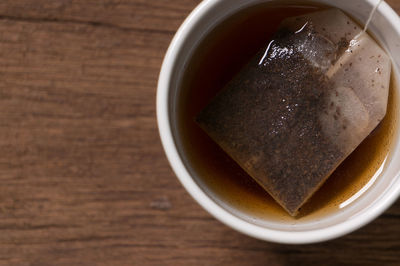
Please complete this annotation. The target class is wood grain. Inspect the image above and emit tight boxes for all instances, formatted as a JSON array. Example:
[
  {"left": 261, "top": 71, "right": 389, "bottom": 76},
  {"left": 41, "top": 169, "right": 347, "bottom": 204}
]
[{"left": 0, "top": 0, "right": 398, "bottom": 265}]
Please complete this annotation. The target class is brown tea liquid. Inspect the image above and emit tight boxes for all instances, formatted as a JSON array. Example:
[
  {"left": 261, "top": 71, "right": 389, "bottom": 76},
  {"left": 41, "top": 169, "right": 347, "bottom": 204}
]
[{"left": 177, "top": 2, "right": 398, "bottom": 221}]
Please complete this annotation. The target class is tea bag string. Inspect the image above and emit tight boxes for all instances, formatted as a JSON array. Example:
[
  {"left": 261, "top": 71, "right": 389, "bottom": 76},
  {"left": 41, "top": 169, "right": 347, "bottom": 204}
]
[
  {"left": 355, "top": 0, "right": 384, "bottom": 40},
  {"left": 327, "top": 0, "right": 385, "bottom": 79}
]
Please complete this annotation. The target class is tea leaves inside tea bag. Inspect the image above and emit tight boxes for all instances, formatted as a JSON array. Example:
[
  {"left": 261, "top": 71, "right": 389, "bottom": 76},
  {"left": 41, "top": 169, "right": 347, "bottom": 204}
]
[{"left": 196, "top": 9, "right": 391, "bottom": 216}]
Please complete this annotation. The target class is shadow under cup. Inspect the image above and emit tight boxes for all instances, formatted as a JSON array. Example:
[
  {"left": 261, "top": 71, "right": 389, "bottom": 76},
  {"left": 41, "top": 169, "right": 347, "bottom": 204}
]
[{"left": 158, "top": 0, "right": 400, "bottom": 243}]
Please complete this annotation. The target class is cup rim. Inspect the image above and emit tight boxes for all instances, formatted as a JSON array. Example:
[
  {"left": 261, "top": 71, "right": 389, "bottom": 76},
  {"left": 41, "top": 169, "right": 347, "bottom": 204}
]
[{"left": 157, "top": 0, "right": 400, "bottom": 244}]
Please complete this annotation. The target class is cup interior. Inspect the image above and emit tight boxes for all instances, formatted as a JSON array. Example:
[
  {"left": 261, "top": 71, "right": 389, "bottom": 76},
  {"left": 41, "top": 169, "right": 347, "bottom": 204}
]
[{"left": 158, "top": 0, "right": 400, "bottom": 243}]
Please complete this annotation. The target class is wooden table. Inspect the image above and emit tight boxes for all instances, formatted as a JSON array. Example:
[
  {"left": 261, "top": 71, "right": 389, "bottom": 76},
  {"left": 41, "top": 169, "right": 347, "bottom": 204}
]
[{"left": 0, "top": 1, "right": 399, "bottom": 265}]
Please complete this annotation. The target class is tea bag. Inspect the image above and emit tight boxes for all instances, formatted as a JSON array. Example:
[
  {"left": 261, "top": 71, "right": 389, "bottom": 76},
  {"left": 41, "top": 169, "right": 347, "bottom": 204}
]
[{"left": 196, "top": 9, "right": 391, "bottom": 216}]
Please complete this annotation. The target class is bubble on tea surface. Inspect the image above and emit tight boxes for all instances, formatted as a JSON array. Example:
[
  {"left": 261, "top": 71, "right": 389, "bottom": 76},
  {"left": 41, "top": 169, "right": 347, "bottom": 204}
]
[{"left": 196, "top": 9, "right": 391, "bottom": 216}]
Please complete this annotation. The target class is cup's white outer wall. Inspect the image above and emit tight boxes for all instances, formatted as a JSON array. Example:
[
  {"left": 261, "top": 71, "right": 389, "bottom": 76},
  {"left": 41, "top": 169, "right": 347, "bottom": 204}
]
[{"left": 157, "top": 0, "right": 400, "bottom": 244}]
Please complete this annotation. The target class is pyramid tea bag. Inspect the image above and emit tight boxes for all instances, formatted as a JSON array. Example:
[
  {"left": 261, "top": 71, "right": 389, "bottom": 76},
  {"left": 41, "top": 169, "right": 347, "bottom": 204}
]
[{"left": 196, "top": 9, "right": 391, "bottom": 216}]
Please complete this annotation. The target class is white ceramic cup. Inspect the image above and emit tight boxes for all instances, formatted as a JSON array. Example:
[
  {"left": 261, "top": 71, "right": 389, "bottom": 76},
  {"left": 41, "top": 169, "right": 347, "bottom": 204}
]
[{"left": 157, "top": 0, "right": 400, "bottom": 244}]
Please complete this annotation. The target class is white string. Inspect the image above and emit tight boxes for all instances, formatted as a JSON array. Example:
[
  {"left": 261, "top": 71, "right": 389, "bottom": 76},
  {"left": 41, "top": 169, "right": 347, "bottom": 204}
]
[{"left": 355, "top": 0, "right": 384, "bottom": 39}]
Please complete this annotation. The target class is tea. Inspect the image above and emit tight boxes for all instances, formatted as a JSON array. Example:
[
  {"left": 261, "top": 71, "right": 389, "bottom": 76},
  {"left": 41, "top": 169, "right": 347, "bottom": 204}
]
[{"left": 177, "top": 2, "right": 397, "bottom": 221}]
